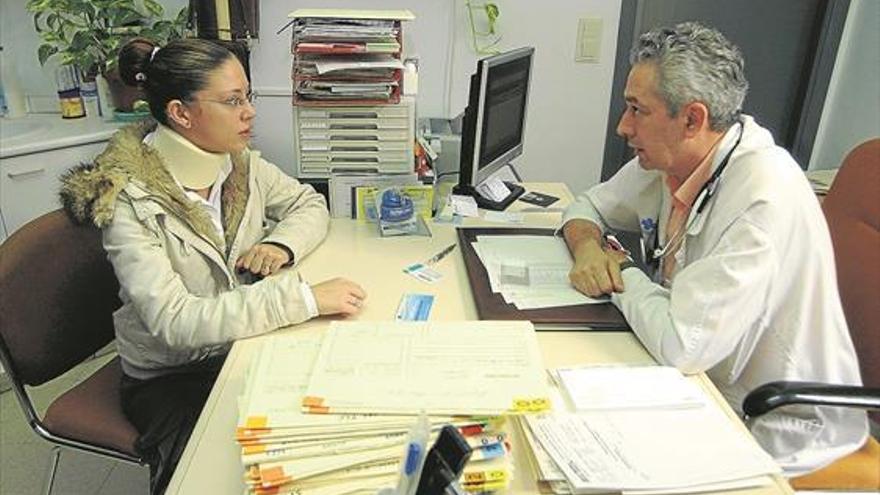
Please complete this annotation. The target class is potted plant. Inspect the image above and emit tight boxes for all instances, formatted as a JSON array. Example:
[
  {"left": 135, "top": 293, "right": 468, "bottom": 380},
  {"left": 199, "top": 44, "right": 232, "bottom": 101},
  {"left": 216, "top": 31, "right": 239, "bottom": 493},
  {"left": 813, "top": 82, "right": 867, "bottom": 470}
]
[{"left": 26, "top": 0, "right": 189, "bottom": 112}]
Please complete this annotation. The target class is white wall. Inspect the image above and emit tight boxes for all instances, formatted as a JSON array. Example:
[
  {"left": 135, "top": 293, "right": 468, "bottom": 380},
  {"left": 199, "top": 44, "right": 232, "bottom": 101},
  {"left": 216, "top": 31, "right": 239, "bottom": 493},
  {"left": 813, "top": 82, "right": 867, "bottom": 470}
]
[
  {"left": 1, "top": 0, "right": 58, "bottom": 100},
  {"left": 809, "top": 0, "right": 880, "bottom": 170}
]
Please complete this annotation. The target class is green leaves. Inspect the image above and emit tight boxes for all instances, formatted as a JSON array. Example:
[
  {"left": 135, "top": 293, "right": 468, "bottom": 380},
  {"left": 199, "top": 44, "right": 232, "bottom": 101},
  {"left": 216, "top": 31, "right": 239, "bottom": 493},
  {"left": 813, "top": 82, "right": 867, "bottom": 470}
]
[
  {"left": 25, "top": 0, "right": 189, "bottom": 75},
  {"left": 37, "top": 44, "right": 58, "bottom": 66}
]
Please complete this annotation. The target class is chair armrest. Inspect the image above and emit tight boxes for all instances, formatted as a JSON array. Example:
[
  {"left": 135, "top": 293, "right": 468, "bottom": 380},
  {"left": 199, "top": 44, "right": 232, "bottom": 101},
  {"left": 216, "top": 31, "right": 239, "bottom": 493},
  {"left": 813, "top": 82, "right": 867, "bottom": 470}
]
[{"left": 743, "top": 381, "right": 880, "bottom": 418}]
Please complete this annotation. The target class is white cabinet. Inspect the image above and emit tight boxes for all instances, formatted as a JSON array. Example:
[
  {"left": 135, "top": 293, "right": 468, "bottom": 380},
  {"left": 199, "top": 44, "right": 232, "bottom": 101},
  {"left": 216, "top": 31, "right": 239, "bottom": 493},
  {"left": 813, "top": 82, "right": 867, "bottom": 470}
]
[
  {"left": 0, "top": 141, "right": 106, "bottom": 240},
  {"left": 292, "top": 98, "right": 415, "bottom": 178}
]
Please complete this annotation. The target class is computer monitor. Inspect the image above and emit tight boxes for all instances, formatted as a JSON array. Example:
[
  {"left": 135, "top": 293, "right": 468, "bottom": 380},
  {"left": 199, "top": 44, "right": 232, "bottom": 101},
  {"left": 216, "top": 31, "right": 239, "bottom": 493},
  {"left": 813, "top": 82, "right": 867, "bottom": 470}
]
[{"left": 454, "top": 47, "right": 534, "bottom": 210}]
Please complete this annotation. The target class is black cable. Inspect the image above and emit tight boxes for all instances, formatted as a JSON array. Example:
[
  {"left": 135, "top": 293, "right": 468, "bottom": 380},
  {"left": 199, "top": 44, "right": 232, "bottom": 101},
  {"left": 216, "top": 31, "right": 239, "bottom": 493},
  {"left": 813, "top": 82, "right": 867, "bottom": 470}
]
[{"left": 435, "top": 170, "right": 460, "bottom": 180}]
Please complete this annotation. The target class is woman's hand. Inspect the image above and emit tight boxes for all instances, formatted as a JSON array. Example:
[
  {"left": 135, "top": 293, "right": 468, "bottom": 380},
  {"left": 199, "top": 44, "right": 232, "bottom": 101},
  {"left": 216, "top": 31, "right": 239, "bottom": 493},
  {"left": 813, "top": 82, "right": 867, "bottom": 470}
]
[
  {"left": 311, "top": 278, "right": 367, "bottom": 316},
  {"left": 235, "top": 243, "right": 291, "bottom": 277}
]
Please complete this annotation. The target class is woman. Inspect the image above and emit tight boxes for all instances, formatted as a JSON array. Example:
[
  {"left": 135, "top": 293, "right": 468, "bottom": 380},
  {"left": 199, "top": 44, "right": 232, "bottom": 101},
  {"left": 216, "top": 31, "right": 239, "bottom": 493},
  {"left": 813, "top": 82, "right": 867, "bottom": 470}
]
[{"left": 60, "top": 38, "right": 366, "bottom": 493}]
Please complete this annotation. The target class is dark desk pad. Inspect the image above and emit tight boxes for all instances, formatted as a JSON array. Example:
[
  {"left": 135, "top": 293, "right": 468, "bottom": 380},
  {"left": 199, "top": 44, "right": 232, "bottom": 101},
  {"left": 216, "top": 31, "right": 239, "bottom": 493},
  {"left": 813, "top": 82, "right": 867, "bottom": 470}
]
[{"left": 456, "top": 227, "right": 629, "bottom": 331}]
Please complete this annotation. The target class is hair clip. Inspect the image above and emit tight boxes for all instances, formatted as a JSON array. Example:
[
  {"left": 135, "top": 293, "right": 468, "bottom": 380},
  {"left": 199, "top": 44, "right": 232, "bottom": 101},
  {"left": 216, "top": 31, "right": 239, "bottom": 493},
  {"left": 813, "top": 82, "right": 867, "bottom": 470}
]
[{"left": 150, "top": 46, "right": 160, "bottom": 62}]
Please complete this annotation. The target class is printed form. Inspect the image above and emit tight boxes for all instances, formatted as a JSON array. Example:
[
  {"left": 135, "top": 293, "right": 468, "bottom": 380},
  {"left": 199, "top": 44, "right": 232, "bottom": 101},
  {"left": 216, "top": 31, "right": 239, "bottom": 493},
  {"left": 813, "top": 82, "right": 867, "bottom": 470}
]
[
  {"left": 301, "top": 321, "right": 551, "bottom": 415},
  {"left": 525, "top": 408, "right": 780, "bottom": 493}
]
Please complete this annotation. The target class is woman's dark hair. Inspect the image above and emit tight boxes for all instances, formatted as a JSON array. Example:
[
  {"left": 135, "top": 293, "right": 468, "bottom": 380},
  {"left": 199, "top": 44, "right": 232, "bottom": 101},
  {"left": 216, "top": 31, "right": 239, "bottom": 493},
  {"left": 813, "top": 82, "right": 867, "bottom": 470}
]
[{"left": 118, "top": 38, "right": 236, "bottom": 125}]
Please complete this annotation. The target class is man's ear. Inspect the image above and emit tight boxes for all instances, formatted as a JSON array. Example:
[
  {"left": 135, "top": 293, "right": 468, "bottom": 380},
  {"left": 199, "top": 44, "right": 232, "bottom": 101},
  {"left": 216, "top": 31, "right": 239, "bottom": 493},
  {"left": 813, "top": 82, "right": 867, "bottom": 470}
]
[
  {"left": 166, "top": 100, "right": 193, "bottom": 129},
  {"left": 683, "top": 102, "right": 710, "bottom": 137}
]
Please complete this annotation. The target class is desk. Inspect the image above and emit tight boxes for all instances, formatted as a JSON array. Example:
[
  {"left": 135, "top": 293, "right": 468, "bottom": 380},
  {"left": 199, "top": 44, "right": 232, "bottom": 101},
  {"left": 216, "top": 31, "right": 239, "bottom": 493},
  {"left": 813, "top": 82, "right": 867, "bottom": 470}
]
[{"left": 166, "top": 183, "right": 793, "bottom": 494}]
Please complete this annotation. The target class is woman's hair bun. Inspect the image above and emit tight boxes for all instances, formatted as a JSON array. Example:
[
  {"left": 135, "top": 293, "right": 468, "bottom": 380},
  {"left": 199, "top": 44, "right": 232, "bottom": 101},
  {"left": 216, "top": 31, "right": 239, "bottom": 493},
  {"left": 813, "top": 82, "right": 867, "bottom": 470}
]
[{"left": 118, "top": 38, "right": 159, "bottom": 86}]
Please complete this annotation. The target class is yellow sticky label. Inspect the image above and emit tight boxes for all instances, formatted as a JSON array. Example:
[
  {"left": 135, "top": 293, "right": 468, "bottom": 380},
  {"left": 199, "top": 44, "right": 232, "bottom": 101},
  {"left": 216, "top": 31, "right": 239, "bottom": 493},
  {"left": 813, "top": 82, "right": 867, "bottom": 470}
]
[
  {"left": 464, "top": 469, "right": 508, "bottom": 483},
  {"left": 242, "top": 444, "right": 267, "bottom": 455},
  {"left": 246, "top": 416, "right": 268, "bottom": 429},
  {"left": 510, "top": 397, "right": 551, "bottom": 412}
]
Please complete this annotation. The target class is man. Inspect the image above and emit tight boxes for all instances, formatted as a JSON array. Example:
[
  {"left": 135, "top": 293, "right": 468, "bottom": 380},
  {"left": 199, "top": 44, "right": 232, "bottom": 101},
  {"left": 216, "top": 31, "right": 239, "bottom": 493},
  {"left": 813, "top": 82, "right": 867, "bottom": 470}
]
[{"left": 562, "top": 22, "right": 867, "bottom": 476}]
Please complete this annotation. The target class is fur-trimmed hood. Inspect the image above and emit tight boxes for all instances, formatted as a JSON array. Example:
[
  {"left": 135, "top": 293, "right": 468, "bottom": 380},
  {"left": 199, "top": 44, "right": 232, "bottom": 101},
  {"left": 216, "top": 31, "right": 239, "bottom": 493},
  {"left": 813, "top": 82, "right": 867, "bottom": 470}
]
[{"left": 60, "top": 119, "right": 250, "bottom": 250}]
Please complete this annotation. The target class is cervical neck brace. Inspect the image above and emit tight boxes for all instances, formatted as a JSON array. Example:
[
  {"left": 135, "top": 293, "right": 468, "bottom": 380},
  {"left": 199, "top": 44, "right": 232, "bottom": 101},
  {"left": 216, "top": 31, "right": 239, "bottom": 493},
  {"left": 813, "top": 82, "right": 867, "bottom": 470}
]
[{"left": 151, "top": 124, "right": 227, "bottom": 190}]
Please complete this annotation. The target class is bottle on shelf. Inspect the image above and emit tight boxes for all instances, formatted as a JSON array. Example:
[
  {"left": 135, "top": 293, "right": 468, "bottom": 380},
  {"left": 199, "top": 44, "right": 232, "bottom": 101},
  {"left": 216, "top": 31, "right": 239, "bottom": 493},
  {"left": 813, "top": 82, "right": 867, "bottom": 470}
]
[{"left": 55, "top": 65, "right": 86, "bottom": 119}]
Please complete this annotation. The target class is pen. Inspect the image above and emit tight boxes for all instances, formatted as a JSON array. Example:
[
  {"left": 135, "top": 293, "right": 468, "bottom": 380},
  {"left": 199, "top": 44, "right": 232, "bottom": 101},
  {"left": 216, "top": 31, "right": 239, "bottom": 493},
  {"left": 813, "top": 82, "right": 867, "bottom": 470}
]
[
  {"left": 425, "top": 243, "right": 457, "bottom": 265},
  {"left": 396, "top": 412, "right": 430, "bottom": 495}
]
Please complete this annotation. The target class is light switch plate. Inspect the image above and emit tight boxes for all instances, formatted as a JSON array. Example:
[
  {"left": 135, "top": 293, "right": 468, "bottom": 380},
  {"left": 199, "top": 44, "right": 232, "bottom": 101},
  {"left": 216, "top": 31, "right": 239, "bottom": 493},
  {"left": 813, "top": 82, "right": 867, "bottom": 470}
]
[{"left": 576, "top": 17, "right": 603, "bottom": 63}]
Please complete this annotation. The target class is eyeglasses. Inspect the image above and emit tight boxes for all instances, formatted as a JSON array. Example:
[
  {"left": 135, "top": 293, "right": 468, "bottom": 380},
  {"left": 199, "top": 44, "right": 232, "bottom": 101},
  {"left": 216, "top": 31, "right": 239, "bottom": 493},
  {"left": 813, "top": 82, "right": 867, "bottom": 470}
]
[{"left": 192, "top": 91, "right": 255, "bottom": 108}]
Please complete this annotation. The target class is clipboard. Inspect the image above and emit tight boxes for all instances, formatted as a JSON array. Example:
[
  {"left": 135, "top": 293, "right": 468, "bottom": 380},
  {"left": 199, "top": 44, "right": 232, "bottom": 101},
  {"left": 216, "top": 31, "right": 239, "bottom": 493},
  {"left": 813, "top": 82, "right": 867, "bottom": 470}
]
[{"left": 456, "top": 227, "right": 629, "bottom": 331}]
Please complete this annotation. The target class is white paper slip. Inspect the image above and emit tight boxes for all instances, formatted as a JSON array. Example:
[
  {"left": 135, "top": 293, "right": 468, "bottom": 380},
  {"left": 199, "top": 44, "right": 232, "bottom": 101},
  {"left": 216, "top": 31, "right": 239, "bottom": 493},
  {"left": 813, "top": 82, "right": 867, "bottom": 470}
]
[
  {"left": 449, "top": 194, "right": 479, "bottom": 217},
  {"left": 556, "top": 365, "right": 706, "bottom": 411},
  {"left": 482, "top": 211, "right": 524, "bottom": 224},
  {"left": 403, "top": 263, "right": 442, "bottom": 283}
]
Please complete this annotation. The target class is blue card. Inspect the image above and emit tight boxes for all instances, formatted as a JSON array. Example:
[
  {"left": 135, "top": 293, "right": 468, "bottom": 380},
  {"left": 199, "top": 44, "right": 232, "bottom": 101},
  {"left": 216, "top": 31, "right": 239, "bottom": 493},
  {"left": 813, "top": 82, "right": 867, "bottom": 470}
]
[{"left": 395, "top": 293, "right": 435, "bottom": 321}]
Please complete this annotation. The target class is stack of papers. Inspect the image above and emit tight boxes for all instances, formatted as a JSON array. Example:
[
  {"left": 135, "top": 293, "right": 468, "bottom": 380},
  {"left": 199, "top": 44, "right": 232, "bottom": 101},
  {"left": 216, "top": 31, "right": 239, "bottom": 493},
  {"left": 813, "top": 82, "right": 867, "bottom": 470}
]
[
  {"left": 301, "top": 321, "right": 551, "bottom": 415},
  {"left": 236, "top": 321, "right": 545, "bottom": 494},
  {"left": 516, "top": 366, "right": 781, "bottom": 494},
  {"left": 291, "top": 17, "right": 404, "bottom": 104},
  {"left": 472, "top": 235, "right": 607, "bottom": 309}
]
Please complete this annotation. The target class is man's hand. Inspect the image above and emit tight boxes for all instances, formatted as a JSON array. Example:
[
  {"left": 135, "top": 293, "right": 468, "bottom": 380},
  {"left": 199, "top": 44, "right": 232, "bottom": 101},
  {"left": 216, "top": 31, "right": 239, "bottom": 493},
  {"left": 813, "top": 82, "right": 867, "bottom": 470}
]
[
  {"left": 569, "top": 240, "right": 627, "bottom": 297},
  {"left": 311, "top": 278, "right": 367, "bottom": 316},
  {"left": 563, "top": 219, "right": 628, "bottom": 297},
  {"left": 236, "top": 243, "right": 291, "bottom": 277}
]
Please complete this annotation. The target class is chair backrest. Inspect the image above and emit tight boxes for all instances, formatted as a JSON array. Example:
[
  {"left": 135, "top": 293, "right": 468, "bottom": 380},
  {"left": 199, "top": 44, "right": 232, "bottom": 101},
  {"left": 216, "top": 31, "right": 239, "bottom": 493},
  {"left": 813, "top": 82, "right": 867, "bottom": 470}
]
[
  {"left": 822, "top": 139, "right": 880, "bottom": 398},
  {"left": 0, "top": 209, "right": 121, "bottom": 386}
]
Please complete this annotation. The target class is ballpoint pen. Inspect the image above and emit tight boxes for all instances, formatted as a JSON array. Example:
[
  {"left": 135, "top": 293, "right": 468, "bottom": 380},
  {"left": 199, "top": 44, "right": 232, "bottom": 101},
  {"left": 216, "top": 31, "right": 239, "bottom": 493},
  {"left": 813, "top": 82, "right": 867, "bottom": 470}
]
[
  {"left": 396, "top": 412, "right": 430, "bottom": 495},
  {"left": 426, "top": 243, "right": 457, "bottom": 265}
]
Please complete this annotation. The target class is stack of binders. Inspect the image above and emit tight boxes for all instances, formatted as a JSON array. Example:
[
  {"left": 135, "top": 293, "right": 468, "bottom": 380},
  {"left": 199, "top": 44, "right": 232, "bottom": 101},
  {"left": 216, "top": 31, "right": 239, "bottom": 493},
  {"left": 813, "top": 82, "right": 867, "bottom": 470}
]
[{"left": 290, "top": 10, "right": 414, "bottom": 106}]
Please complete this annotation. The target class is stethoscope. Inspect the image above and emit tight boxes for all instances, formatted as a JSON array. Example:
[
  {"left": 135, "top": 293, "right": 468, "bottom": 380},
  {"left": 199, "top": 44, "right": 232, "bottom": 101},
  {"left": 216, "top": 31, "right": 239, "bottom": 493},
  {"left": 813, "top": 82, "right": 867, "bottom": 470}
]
[{"left": 642, "top": 119, "right": 745, "bottom": 271}]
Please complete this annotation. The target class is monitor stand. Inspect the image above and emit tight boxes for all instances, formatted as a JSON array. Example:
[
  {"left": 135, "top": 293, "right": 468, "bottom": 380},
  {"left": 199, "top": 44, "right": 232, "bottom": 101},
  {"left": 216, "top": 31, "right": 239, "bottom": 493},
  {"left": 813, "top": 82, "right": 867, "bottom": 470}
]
[{"left": 452, "top": 182, "right": 525, "bottom": 211}]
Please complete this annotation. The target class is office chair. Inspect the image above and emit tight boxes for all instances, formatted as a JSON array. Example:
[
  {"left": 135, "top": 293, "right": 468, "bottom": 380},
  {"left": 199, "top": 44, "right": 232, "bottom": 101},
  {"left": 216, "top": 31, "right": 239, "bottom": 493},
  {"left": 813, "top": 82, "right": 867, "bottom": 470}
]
[
  {"left": 743, "top": 138, "right": 880, "bottom": 490},
  {"left": 0, "top": 209, "right": 148, "bottom": 493}
]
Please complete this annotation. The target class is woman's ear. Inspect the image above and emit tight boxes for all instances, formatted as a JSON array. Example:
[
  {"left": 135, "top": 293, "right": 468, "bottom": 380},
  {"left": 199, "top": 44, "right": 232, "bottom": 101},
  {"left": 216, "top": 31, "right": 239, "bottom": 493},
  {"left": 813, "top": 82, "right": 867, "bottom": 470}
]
[{"left": 166, "top": 100, "right": 192, "bottom": 129}]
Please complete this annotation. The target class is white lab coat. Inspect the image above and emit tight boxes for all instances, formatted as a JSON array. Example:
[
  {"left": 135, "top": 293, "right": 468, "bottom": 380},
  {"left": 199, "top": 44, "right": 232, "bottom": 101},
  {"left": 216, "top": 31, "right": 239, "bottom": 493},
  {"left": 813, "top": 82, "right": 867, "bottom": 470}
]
[{"left": 563, "top": 115, "right": 868, "bottom": 476}]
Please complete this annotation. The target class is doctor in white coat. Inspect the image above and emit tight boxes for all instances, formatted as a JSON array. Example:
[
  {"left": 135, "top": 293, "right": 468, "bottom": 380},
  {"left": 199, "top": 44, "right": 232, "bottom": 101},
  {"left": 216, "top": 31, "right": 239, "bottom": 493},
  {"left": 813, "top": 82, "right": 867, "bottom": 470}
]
[{"left": 562, "top": 22, "right": 867, "bottom": 477}]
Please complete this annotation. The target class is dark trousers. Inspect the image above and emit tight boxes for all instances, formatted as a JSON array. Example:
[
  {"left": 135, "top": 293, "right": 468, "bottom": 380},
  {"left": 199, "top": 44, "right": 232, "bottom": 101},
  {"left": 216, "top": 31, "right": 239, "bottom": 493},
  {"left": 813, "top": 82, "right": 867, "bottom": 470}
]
[{"left": 120, "top": 355, "right": 226, "bottom": 495}]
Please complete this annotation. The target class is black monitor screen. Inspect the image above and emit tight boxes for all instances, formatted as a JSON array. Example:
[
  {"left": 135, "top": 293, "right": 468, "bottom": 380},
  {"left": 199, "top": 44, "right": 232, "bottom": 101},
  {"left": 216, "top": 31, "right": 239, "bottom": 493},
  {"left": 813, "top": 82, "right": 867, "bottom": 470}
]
[{"left": 479, "top": 56, "right": 531, "bottom": 170}]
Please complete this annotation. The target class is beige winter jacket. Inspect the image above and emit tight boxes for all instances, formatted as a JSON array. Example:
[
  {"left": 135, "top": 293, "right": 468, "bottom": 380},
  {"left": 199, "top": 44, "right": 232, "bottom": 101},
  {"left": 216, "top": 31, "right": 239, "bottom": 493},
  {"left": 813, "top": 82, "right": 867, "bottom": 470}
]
[{"left": 61, "top": 120, "right": 329, "bottom": 379}]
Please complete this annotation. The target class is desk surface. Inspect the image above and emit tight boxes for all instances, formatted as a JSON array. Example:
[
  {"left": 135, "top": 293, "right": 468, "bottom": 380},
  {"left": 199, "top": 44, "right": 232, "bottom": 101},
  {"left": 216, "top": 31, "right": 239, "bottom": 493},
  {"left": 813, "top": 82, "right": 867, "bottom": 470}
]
[{"left": 166, "top": 183, "right": 793, "bottom": 495}]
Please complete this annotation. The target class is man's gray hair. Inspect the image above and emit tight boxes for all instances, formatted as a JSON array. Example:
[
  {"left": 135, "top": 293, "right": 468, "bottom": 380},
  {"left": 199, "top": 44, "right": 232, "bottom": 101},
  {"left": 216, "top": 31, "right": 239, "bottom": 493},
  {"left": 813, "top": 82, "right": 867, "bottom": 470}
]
[{"left": 630, "top": 22, "right": 748, "bottom": 131}]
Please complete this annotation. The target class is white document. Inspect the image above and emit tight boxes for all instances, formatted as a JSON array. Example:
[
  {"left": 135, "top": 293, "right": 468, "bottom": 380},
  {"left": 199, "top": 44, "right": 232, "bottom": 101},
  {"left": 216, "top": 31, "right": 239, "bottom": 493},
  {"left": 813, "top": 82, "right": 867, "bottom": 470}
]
[
  {"left": 526, "top": 410, "right": 780, "bottom": 493},
  {"left": 238, "top": 333, "right": 422, "bottom": 433},
  {"left": 314, "top": 56, "right": 404, "bottom": 75},
  {"left": 556, "top": 365, "right": 706, "bottom": 411},
  {"left": 449, "top": 194, "right": 479, "bottom": 217},
  {"left": 472, "top": 235, "right": 607, "bottom": 309},
  {"left": 302, "top": 321, "right": 551, "bottom": 415}
]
